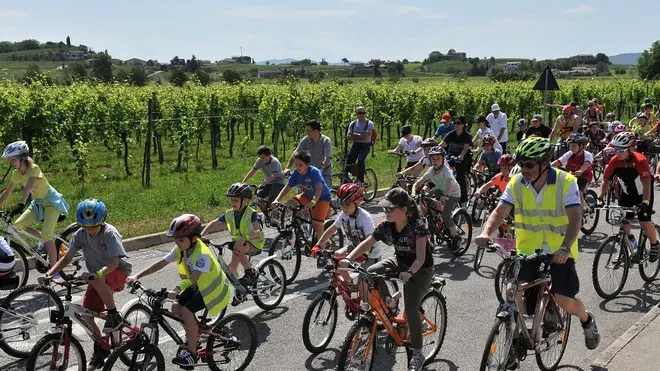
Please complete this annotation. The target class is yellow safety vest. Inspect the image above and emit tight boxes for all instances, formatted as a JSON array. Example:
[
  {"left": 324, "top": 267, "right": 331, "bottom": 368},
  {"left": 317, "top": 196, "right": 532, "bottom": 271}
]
[
  {"left": 176, "top": 241, "right": 230, "bottom": 316},
  {"left": 511, "top": 168, "right": 579, "bottom": 260},
  {"left": 225, "top": 207, "right": 265, "bottom": 250}
]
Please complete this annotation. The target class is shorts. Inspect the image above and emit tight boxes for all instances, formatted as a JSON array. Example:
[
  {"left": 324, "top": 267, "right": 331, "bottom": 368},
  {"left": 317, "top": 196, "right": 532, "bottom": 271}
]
[
  {"left": 82, "top": 270, "right": 128, "bottom": 313},
  {"left": 619, "top": 188, "right": 654, "bottom": 222},
  {"left": 577, "top": 178, "right": 588, "bottom": 192},
  {"left": 14, "top": 205, "right": 61, "bottom": 241},
  {"left": 257, "top": 183, "right": 285, "bottom": 203},
  {"left": 177, "top": 286, "right": 206, "bottom": 313},
  {"left": 294, "top": 194, "right": 330, "bottom": 222},
  {"left": 232, "top": 240, "right": 262, "bottom": 256},
  {"left": 518, "top": 258, "right": 579, "bottom": 299},
  {"left": 405, "top": 161, "right": 418, "bottom": 169}
]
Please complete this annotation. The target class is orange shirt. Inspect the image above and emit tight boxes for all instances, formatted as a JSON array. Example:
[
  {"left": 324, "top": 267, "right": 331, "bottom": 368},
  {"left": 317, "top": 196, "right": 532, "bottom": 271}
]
[{"left": 491, "top": 173, "right": 509, "bottom": 193}]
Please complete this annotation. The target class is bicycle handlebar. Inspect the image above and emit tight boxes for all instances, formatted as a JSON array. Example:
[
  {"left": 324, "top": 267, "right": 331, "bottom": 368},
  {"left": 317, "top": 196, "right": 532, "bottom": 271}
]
[
  {"left": 338, "top": 261, "right": 405, "bottom": 283},
  {"left": 486, "top": 243, "right": 554, "bottom": 263}
]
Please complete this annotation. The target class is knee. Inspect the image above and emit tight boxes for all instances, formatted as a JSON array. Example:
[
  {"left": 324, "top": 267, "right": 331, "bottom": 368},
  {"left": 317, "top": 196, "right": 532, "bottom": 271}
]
[{"left": 172, "top": 303, "right": 182, "bottom": 315}]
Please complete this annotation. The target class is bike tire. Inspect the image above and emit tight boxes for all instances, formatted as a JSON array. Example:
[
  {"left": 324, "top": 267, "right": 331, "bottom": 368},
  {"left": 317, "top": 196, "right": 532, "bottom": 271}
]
[
  {"left": 449, "top": 208, "right": 472, "bottom": 257},
  {"left": 302, "top": 291, "right": 338, "bottom": 354},
  {"left": 470, "top": 198, "right": 486, "bottom": 227},
  {"left": 473, "top": 246, "right": 485, "bottom": 271},
  {"left": 55, "top": 223, "right": 80, "bottom": 281},
  {"left": 337, "top": 317, "right": 376, "bottom": 371},
  {"left": 494, "top": 258, "right": 513, "bottom": 303},
  {"left": 592, "top": 236, "right": 629, "bottom": 300},
  {"left": 639, "top": 224, "right": 660, "bottom": 282},
  {"left": 478, "top": 319, "right": 516, "bottom": 371},
  {"left": 419, "top": 290, "right": 448, "bottom": 364},
  {"left": 253, "top": 259, "right": 287, "bottom": 310},
  {"left": 103, "top": 341, "right": 165, "bottom": 371},
  {"left": 7, "top": 241, "right": 29, "bottom": 288},
  {"left": 26, "top": 332, "right": 86, "bottom": 371},
  {"left": 535, "top": 300, "right": 571, "bottom": 371},
  {"left": 122, "top": 302, "right": 157, "bottom": 341},
  {"left": 580, "top": 190, "right": 600, "bottom": 235},
  {"left": 206, "top": 313, "right": 257, "bottom": 371},
  {"left": 268, "top": 233, "right": 301, "bottom": 285},
  {"left": 0, "top": 284, "right": 64, "bottom": 358},
  {"left": 363, "top": 168, "right": 378, "bottom": 202}
]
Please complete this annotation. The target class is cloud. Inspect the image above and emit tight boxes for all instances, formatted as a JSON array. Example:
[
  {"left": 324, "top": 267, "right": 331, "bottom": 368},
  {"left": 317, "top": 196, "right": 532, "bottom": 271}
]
[
  {"left": 564, "top": 5, "right": 595, "bottom": 15},
  {"left": 225, "top": 6, "right": 359, "bottom": 20},
  {"left": 0, "top": 9, "right": 29, "bottom": 21},
  {"left": 395, "top": 5, "right": 444, "bottom": 19}
]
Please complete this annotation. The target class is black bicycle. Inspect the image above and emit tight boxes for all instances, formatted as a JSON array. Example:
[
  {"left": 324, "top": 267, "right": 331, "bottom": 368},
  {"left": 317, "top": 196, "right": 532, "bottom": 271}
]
[
  {"left": 414, "top": 193, "right": 472, "bottom": 257},
  {"left": 332, "top": 153, "right": 378, "bottom": 202}
]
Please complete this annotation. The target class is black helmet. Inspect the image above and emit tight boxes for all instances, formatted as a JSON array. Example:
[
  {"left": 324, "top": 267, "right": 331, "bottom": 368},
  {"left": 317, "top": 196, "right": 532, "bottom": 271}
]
[{"left": 226, "top": 182, "right": 253, "bottom": 199}]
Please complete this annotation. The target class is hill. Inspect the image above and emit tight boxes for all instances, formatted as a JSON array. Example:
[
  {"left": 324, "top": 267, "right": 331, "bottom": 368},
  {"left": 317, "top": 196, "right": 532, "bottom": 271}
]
[{"left": 608, "top": 53, "right": 641, "bottom": 65}]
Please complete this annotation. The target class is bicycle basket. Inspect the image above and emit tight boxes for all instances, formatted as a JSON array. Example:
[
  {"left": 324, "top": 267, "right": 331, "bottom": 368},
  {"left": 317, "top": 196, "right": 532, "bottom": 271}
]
[{"left": 493, "top": 237, "right": 516, "bottom": 255}]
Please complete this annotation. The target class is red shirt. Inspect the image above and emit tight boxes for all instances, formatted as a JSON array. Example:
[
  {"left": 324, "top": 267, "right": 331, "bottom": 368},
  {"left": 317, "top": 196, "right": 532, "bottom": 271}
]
[
  {"left": 565, "top": 152, "right": 593, "bottom": 184},
  {"left": 604, "top": 151, "right": 651, "bottom": 199}
]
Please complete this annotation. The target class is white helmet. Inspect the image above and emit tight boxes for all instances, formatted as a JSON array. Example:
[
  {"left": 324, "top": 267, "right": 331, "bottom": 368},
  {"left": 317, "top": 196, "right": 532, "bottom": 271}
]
[
  {"left": 509, "top": 164, "right": 521, "bottom": 176},
  {"left": 610, "top": 132, "right": 636, "bottom": 148},
  {"left": 2, "top": 141, "right": 29, "bottom": 158},
  {"left": 491, "top": 103, "right": 501, "bottom": 112}
]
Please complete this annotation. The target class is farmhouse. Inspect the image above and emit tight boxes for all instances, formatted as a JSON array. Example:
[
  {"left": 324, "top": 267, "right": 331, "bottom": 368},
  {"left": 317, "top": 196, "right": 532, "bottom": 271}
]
[
  {"left": 125, "top": 58, "right": 147, "bottom": 67},
  {"left": 503, "top": 61, "right": 521, "bottom": 70}
]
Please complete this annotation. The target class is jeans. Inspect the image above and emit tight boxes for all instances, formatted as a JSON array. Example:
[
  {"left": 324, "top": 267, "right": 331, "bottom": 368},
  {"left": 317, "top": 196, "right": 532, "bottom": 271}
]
[
  {"left": 499, "top": 141, "right": 508, "bottom": 154},
  {"left": 346, "top": 142, "right": 371, "bottom": 183}
]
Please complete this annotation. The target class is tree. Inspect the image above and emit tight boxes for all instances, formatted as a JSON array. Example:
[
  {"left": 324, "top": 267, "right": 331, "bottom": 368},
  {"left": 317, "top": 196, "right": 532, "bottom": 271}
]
[
  {"left": 22, "top": 63, "right": 42, "bottom": 82},
  {"left": 341, "top": 57, "right": 349, "bottom": 64},
  {"left": 402, "top": 58, "right": 409, "bottom": 64},
  {"left": 70, "top": 63, "right": 87, "bottom": 80},
  {"left": 91, "top": 52, "right": 113, "bottom": 82},
  {"left": 222, "top": 70, "right": 242, "bottom": 84},
  {"left": 66, "top": 36, "right": 71, "bottom": 47},
  {"left": 129, "top": 67, "right": 148, "bottom": 86},
  {"left": 194, "top": 70, "right": 211, "bottom": 86},
  {"left": 595, "top": 62, "right": 609, "bottom": 76},
  {"left": 185, "top": 55, "right": 201, "bottom": 73},
  {"left": 638, "top": 40, "right": 660, "bottom": 80},
  {"left": 595, "top": 53, "right": 609, "bottom": 64},
  {"left": 170, "top": 56, "right": 185, "bottom": 66},
  {"left": 169, "top": 69, "right": 188, "bottom": 86},
  {"left": 320, "top": 58, "right": 329, "bottom": 66},
  {"left": 115, "top": 69, "right": 130, "bottom": 83}
]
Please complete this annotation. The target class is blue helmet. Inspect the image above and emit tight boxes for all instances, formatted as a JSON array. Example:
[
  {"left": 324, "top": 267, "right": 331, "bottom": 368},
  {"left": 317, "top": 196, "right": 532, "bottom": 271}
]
[{"left": 76, "top": 199, "right": 107, "bottom": 227}]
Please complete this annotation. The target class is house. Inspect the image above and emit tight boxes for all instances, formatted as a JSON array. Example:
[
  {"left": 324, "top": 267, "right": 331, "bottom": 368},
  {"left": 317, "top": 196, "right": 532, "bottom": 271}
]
[
  {"left": 503, "top": 61, "right": 521, "bottom": 70},
  {"left": 68, "top": 51, "right": 86, "bottom": 60},
  {"left": 125, "top": 58, "right": 147, "bottom": 67}
]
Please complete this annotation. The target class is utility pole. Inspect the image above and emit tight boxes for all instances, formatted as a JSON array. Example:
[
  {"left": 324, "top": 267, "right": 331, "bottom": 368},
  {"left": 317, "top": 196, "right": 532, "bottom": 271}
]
[{"left": 239, "top": 46, "right": 243, "bottom": 57}]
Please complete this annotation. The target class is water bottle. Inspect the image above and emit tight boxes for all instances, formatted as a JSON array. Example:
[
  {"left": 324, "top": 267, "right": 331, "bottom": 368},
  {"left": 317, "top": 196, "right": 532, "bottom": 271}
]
[
  {"left": 628, "top": 235, "right": 638, "bottom": 251},
  {"left": 386, "top": 291, "right": 401, "bottom": 316}
]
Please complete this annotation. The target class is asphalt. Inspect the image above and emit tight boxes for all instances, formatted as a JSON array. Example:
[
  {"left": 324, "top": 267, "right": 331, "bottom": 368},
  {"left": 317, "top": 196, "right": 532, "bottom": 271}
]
[{"left": 2, "top": 186, "right": 660, "bottom": 371}]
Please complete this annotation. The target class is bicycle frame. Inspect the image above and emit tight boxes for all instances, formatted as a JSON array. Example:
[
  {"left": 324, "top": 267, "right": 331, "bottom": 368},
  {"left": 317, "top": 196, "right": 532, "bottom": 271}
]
[
  {"left": 212, "top": 241, "right": 280, "bottom": 300},
  {"left": 0, "top": 219, "right": 68, "bottom": 265}
]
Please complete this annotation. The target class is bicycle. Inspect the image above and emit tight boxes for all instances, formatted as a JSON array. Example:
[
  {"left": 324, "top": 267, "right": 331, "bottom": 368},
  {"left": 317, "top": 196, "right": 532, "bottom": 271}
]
[
  {"left": 107, "top": 281, "right": 257, "bottom": 371},
  {"left": 446, "top": 155, "right": 474, "bottom": 202},
  {"left": 479, "top": 246, "right": 571, "bottom": 371},
  {"left": 414, "top": 193, "right": 473, "bottom": 257},
  {"left": 470, "top": 187, "right": 501, "bottom": 228},
  {"left": 591, "top": 203, "right": 660, "bottom": 299},
  {"left": 246, "top": 184, "right": 282, "bottom": 229},
  {"left": 474, "top": 218, "right": 516, "bottom": 273},
  {"left": 0, "top": 210, "right": 82, "bottom": 287},
  {"left": 336, "top": 263, "right": 447, "bottom": 370},
  {"left": 388, "top": 151, "right": 417, "bottom": 193},
  {"left": 550, "top": 138, "right": 569, "bottom": 162},
  {"left": 207, "top": 239, "right": 287, "bottom": 310},
  {"left": 332, "top": 153, "right": 378, "bottom": 202},
  {"left": 26, "top": 275, "right": 140, "bottom": 371},
  {"left": 268, "top": 203, "right": 343, "bottom": 284},
  {"left": 580, "top": 188, "right": 600, "bottom": 235}
]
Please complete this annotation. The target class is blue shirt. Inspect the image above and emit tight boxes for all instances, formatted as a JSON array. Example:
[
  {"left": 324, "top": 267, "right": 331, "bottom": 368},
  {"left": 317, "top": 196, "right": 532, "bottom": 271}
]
[
  {"left": 287, "top": 166, "right": 332, "bottom": 201},
  {"left": 434, "top": 122, "right": 455, "bottom": 139},
  {"left": 480, "top": 149, "right": 503, "bottom": 173}
]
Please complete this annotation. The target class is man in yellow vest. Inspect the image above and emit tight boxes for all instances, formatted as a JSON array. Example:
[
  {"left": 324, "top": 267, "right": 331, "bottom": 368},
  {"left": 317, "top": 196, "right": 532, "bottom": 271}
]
[
  {"left": 126, "top": 214, "right": 230, "bottom": 368},
  {"left": 476, "top": 136, "right": 600, "bottom": 357}
]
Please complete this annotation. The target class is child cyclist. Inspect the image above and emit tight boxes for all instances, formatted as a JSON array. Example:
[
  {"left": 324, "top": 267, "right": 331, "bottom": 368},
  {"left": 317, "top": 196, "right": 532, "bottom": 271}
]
[
  {"left": 552, "top": 133, "right": 593, "bottom": 205},
  {"left": 126, "top": 214, "right": 231, "bottom": 368},
  {"left": 201, "top": 182, "right": 265, "bottom": 304},
  {"left": 474, "top": 154, "right": 514, "bottom": 196},
  {"left": 340, "top": 187, "right": 433, "bottom": 371},
  {"left": 473, "top": 134, "right": 502, "bottom": 174},
  {"left": 45, "top": 199, "right": 131, "bottom": 370}
]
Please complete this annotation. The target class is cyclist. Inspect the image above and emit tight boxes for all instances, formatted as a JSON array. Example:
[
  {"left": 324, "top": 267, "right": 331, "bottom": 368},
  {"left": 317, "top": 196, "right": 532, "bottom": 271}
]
[
  {"left": 201, "top": 182, "right": 265, "bottom": 300},
  {"left": 584, "top": 100, "right": 603, "bottom": 125},
  {"left": 398, "top": 137, "right": 439, "bottom": 177},
  {"left": 604, "top": 112, "right": 616, "bottom": 132},
  {"left": 242, "top": 145, "right": 285, "bottom": 203},
  {"left": 629, "top": 112, "right": 650, "bottom": 136},
  {"left": 475, "top": 136, "right": 601, "bottom": 362},
  {"left": 486, "top": 104, "right": 509, "bottom": 153},
  {"left": 346, "top": 106, "right": 375, "bottom": 185},
  {"left": 584, "top": 121, "right": 606, "bottom": 153},
  {"left": 440, "top": 115, "right": 472, "bottom": 204},
  {"left": 473, "top": 115, "right": 503, "bottom": 152},
  {"left": 474, "top": 154, "right": 514, "bottom": 196},
  {"left": 340, "top": 187, "right": 433, "bottom": 371},
  {"left": 604, "top": 122, "right": 626, "bottom": 145},
  {"left": 598, "top": 132, "right": 660, "bottom": 262},
  {"left": 552, "top": 133, "right": 593, "bottom": 207},
  {"left": 46, "top": 199, "right": 132, "bottom": 370},
  {"left": 433, "top": 112, "right": 454, "bottom": 139},
  {"left": 0, "top": 237, "right": 17, "bottom": 290},
  {"left": 516, "top": 119, "right": 528, "bottom": 142},
  {"left": 524, "top": 114, "right": 552, "bottom": 139},
  {"left": 272, "top": 151, "right": 332, "bottom": 240},
  {"left": 0, "top": 141, "right": 70, "bottom": 268},
  {"left": 126, "top": 214, "right": 231, "bottom": 368},
  {"left": 411, "top": 146, "right": 461, "bottom": 238},
  {"left": 389, "top": 125, "right": 424, "bottom": 169},
  {"left": 473, "top": 134, "right": 502, "bottom": 175},
  {"left": 550, "top": 105, "right": 580, "bottom": 142},
  {"left": 284, "top": 119, "right": 333, "bottom": 186}
]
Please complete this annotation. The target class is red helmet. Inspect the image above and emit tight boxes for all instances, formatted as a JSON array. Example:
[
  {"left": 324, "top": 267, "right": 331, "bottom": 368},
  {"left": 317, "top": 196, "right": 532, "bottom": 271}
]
[
  {"left": 336, "top": 183, "right": 364, "bottom": 205},
  {"left": 167, "top": 214, "right": 202, "bottom": 238},
  {"left": 497, "top": 154, "right": 514, "bottom": 167},
  {"left": 562, "top": 105, "right": 573, "bottom": 114}
]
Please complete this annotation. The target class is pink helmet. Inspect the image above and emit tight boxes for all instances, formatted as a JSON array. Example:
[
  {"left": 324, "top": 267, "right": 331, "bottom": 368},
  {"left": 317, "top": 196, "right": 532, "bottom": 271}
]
[{"left": 613, "top": 123, "right": 626, "bottom": 133}]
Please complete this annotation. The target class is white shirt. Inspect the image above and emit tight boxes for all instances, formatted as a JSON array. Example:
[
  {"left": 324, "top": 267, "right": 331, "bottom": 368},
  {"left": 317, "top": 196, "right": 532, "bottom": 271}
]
[
  {"left": 475, "top": 128, "right": 503, "bottom": 152},
  {"left": 163, "top": 248, "right": 212, "bottom": 273},
  {"left": 486, "top": 112, "right": 509, "bottom": 143},
  {"left": 557, "top": 151, "right": 593, "bottom": 168},
  {"left": 332, "top": 208, "right": 381, "bottom": 259},
  {"left": 398, "top": 135, "right": 424, "bottom": 163}
]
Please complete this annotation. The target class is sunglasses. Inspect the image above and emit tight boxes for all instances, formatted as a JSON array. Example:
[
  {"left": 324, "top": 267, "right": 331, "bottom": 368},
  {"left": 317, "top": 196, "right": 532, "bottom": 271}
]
[
  {"left": 357, "top": 112, "right": 366, "bottom": 115},
  {"left": 516, "top": 160, "right": 537, "bottom": 169},
  {"left": 613, "top": 148, "right": 627, "bottom": 154},
  {"left": 382, "top": 206, "right": 399, "bottom": 213}
]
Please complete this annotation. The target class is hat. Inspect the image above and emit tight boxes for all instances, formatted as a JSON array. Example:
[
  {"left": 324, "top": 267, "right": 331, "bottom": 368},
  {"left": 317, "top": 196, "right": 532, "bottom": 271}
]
[
  {"left": 491, "top": 104, "right": 500, "bottom": 112},
  {"left": 532, "top": 114, "right": 543, "bottom": 120},
  {"left": 378, "top": 187, "right": 411, "bottom": 209},
  {"left": 531, "top": 117, "right": 539, "bottom": 123}
]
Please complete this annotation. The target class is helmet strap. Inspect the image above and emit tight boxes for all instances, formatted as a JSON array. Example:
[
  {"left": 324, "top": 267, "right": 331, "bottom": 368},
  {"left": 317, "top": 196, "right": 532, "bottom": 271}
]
[{"left": 531, "top": 162, "right": 549, "bottom": 187}]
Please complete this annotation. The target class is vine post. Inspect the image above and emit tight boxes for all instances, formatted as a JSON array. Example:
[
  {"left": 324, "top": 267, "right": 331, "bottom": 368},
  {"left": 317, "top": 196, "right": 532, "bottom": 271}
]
[
  {"left": 142, "top": 93, "right": 155, "bottom": 187},
  {"left": 210, "top": 94, "right": 219, "bottom": 169}
]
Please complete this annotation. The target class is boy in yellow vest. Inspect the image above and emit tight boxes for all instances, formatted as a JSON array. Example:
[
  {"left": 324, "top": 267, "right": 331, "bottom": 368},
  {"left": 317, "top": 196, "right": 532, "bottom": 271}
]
[
  {"left": 202, "top": 182, "right": 265, "bottom": 305},
  {"left": 126, "top": 214, "right": 230, "bottom": 368}
]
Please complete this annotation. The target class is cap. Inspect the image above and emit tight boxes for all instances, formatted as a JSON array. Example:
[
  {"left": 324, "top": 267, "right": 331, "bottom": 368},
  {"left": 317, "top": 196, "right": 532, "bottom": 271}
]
[
  {"left": 532, "top": 114, "right": 543, "bottom": 120},
  {"left": 378, "top": 187, "right": 411, "bottom": 209},
  {"left": 491, "top": 104, "right": 500, "bottom": 112},
  {"left": 531, "top": 117, "right": 539, "bottom": 122}
]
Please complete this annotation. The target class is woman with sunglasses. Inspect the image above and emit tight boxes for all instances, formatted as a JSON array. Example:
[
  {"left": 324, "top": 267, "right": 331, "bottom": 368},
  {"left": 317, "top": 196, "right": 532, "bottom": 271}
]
[{"left": 340, "top": 187, "right": 433, "bottom": 371}]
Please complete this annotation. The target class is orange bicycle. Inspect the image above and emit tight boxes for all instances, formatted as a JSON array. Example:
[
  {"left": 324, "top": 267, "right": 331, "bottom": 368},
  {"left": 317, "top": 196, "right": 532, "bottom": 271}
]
[{"left": 336, "top": 264, "right": 447, "bottom": 371}]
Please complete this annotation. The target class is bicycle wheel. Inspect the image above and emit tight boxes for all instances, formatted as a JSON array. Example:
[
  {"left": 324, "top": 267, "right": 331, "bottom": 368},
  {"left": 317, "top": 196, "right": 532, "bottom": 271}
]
[
  {"left": 450, "top": 208, "right": 472, "bottom": 257},
  {"left": 474, "top": 246, "right": 486, "bottom": 271},
  {"left": 592, "top": 235, "right": 629, "bottom": 299},
  {"left": 121, "top": 302, "right": 157, "bottom": 365},
  {"left": 337, "top": 317, "right": 376, "bottom": 371},
  {"left": 593, "top": 163, "right": 603, "bottom": 183},
  {"left": 479, "top": 319, "right": 516, "bottom": 371},
  {"left": 253, "top": 259, "right": 287, "bottom": 310},
  {"left": 0, "top": 284, "right": 64, "bottom": 358},
  {"left": 580, "top": 190, "right": 599, "bottom": 235},
  {"left": 206, "top": 313, "right": 257, "bottom": 371},
  {"left": 8, "top": 241, "right": 29, "bottom": 288},
  {"left": 470, "top": 197, "right": 486, "bottom": 227},
  {"left": 323, "top": 219, "right": 344, "bottom": 251},
  {"left": 639, "top": 224, "right": 660, "bottom": 282},
  {"left": 419, "top": 290, "right": 448, "bottom": 364},
  {"left": 55, "top": 224, "right": 81, "bottom": 281},
  {"left": 362, "top": 168, "right": 378, "bottom": 202},
  {"left": 268, "top": 232, "right": 301, "bottom": 285},
  {"left": 103, "top": 341, "right": 165, "bottom": 371},
  {"left": 26, "top": 332, "right": 86, "bottom": 371},
  {"left": 494, "top": 259, "right": 513, "bottom": 303},
  {"left": 302, "top": 291, "right": 338, "bottom": 354},
  {"left": 535, "top": 300, "right": 571, "bottom": 371}
]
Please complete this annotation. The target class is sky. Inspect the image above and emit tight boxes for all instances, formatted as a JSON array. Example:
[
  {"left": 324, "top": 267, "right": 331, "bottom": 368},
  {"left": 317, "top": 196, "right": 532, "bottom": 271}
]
[{"left": 1, "top": 0, "right": 658, "bottom": 63}]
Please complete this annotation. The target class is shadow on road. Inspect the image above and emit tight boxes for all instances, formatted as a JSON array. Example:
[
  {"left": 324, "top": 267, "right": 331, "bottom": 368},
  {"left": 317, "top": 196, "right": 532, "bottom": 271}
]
[
  {"left": 579, "top": 233, "right": 608, "bottom": 251},
  {"left": 304, "top": 348, "right": 340, "bottom": 371},
  {"left": 0, "top": 359, "right": 27, "bottom": 371},
  {"left": 556, "top": 365, "right": 586, "bottom": 371},
  {"left": 474, "top": 265, "right": 497, "bottom": 280},
  {"left": 598, "top": 284, "right": 660, "bottom": 314},
  {"left": 424, "top": 358, "right": 460, "bottom": 371},
  {"left": 432, "top": 250, "right": 473, "bottom": 282}
]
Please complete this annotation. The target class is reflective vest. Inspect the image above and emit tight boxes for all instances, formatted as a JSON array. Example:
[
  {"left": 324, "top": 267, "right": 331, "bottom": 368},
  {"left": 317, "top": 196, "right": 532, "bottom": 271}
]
[
  {"left": 511, "top": 168, "right": 579, "bottom": 260},
  {"left": 225, "top": 207, "right": 265, "bottom": 250},
  {"left": 176, "top": 241, "right": 230, "bottom": 316}
]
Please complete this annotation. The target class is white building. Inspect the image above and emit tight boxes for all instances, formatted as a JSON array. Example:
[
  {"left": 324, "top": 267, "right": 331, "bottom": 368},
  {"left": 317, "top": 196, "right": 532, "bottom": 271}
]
[{"left": 503, "top": 61, "right": 521, "bottom": 70}]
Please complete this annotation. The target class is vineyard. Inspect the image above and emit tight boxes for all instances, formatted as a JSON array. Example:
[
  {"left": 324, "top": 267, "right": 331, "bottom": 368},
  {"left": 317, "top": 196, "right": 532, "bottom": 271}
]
[{"left": 0, "top": 78, "right": 658, "bottom": 237}]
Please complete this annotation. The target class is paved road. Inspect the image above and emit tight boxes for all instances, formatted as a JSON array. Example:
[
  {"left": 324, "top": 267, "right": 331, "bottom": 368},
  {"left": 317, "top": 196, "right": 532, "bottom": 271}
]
[{"left": 3, "top": 186, "right": 660, "bottom": 370}]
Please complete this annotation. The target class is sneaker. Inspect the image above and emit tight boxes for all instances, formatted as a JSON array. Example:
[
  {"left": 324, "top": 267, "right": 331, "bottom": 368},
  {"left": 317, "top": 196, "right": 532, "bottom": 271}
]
[
  {"left": 582, "top": 311, "right": 601, "bottom": 350},
  {"left": 231, "top": 292, "right": 246, "bottom": 307},
  {"left": 649, "top": 243, "right": 660, "bottom": 263},
  {"left": 238, "top": 269, "right": 259, "bottom": 287},
  {"left": 87, "top": 342, "right": 110, "bottom": 370},
  {"left": 172, "top": 347, "right": 197, "bottom": 368},
  {"left": 102, "top": 311, "right": 123, "bottom": 333},
  {"left": 408, "top": 350, "right": 425, "bottom": 371},
  {"left": 36, "top": 241, "right": 47, "bottom": 255}
]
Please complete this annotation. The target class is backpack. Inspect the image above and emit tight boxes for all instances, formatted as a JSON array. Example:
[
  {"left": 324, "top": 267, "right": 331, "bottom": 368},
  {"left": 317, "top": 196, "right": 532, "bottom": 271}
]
[{"left": 349, "top": 120, "right": 377, "bottom": 145}]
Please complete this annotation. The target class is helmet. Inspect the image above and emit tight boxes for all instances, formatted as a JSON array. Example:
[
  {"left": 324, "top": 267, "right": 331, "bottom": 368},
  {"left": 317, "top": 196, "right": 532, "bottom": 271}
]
[
  {"left": 428, "top": 146, "right": 446, "bottom": 157},
  {"left": 482, "top": 134, "right": 496, "bottom": 146},
  {"left": 76, "top": 199, "right": 107, "bottom": 227},
  {"left": 613, "top": 123, "right": 627, "bottom": 133},
  {"left": 226, "top": 182, "right": 253, "bottom": 199},
  {"left": 167, "top": 214, "right": 202, "bottom": 238},
  {"left": 562, "top": 105, "right": 573, "bottom": 114},
  {"left": 606, "top": 112, "right": 615, "bottom": 119},
  {"left": 515, "top": 136, "right": 552, "bottom": 161},
  {"left": 518, "top": 118, "right": 527, "bottom": 127},
  {"left": 336, "top": 183, "right": 364, "bottom": 205},
  {"left": 509, "top": 164, "right": 522, "bottom": 176},
  {"left": 636, "top": 112, "right": 649, "bottom": 120},
  {"left": 588, "top": 121, "right": 600, "bottom": 127},
  {"left": 532, "top": 114, "right": 543, "bottom": 120},
  {"left": 497, "top": 154, "right": 514, "bottom": 167},
  {"left": 421, "top": 137, "right": 439, "bottom": 148},
  {"left": 2, "top": 141, "right": 29, "bottom": 158},
  {"left": 611, "top": 132, "right": 636, "bottom": 148},
  {"left": 567, "top": 133, "right": 589, "bottom": 145}
]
